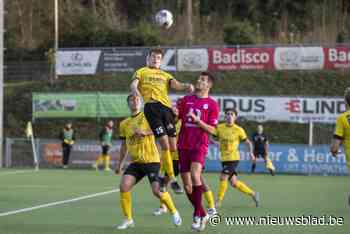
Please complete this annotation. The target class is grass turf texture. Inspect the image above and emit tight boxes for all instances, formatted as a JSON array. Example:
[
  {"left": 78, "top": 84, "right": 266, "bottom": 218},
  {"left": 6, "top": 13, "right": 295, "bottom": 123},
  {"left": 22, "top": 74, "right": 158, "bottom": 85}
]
[{"left": 0, "top": 169, "right": 348, "bottom": 234}]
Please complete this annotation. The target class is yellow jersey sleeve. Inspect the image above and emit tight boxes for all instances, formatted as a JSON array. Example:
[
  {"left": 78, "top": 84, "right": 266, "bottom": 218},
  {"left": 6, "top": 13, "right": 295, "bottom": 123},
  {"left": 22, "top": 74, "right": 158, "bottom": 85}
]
[
  {"left": 132, "top": 67, "right": 143, "bottom": 81},
  {"left": 238, "top": 127, "right": 248, "bottom": 141}
]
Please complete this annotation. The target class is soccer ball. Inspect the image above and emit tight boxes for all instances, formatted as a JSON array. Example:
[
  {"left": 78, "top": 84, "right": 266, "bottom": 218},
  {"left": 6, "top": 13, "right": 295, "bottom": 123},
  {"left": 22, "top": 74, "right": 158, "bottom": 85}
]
[{"left": 155, "top": 9, "right": 173, "bottom": 29}]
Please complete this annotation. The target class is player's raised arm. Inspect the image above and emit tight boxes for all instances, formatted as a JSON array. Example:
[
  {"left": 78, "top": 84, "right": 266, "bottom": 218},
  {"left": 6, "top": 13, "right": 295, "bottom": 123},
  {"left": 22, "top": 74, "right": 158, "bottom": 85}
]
[
  {"left": 169, "top": 79, "right": 194, "bottom": 93},
  {"left": 130, "top": 78, "right": 141, "bottom": 97}
]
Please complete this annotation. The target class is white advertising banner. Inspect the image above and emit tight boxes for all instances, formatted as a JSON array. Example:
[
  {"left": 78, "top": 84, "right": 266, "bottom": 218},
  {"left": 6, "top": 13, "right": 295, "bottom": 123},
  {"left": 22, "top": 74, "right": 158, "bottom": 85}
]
[
  {"left": 177, "top": 49, "right": 209, "bottom": 71},
  {"left": 56, "top": 50, "right": 101, "bottom": 75},
  {"left": 274, "top": 47, "right": 324, "bottom": 70},
  {"left": 170, "top": 95, "right": 346, "bottom": 123}
]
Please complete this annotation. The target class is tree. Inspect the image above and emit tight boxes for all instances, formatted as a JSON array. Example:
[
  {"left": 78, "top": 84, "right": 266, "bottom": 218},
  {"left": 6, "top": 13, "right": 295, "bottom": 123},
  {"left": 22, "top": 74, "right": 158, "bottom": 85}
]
[
  {"left": 223, "top": 21, "right": 256, "bottom": 45},
  {"left": 185, "top": 0, "right": 193, "bottom": 45}
]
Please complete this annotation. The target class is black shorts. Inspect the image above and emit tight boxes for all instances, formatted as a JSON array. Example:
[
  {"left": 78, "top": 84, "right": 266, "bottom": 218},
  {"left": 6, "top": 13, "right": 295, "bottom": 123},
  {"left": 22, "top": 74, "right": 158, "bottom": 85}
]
[
  {"left": 164, "top": 160, "right": 179, "bottom": 177},
  {"left": 102, "top": 145, "right": 110, "bottom": 155},
  {"left": 144, "top": 102, "right": 176, "bottom": 138},
  {"left": 124, "top": 162, "right": 161, "bottom": 184},
  {"left": 254, "top": 150, "right": 267, "bottom": 158},
  {"left": 221, "top": 161, "right": 239, "bottom": 179}
]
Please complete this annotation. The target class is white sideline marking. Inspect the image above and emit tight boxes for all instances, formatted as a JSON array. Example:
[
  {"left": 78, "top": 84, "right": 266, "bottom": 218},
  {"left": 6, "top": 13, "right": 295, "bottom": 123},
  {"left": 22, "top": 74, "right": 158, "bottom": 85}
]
[
  {"left": 0, "top": 170, "right": 36, "bottom": 176},
  {"left": 0, "top": 189, "right": 119, "bottom": 217},
  {"left": 0, "top": 185, "right": 116, "bottom": 189}
]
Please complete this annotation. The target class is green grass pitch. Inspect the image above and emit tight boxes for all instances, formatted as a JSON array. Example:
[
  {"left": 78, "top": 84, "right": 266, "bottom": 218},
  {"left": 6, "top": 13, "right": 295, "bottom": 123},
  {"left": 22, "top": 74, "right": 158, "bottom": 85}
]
[{"left": 0, "top": 169, "right": 348, "bottom": 234}]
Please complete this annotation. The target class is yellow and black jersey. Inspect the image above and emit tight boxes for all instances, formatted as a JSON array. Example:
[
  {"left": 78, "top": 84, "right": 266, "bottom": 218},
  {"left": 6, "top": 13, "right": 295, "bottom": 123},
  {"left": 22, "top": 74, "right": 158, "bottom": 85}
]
[
  {"left": 334, "top": 110, "right": 350, "bottom": 166},
  {"left": 132, "top": 66, "right": 174, "bottom": 108},
  {"left": 119, "top": 112, "right": 160, "bottom": 163},
  {"left": 213, "top": 123, "right": 247, "bottom": 161}
]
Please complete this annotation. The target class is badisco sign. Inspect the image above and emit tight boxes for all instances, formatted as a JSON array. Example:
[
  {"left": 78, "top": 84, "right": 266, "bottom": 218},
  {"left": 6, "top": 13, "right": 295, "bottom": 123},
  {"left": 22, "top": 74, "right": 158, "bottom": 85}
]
[
  {"left": 208, "top": 47, "right": 274, "bottom": 71},
  {"left": 324, "top": 47, "right": 350, "bottom": 69}
]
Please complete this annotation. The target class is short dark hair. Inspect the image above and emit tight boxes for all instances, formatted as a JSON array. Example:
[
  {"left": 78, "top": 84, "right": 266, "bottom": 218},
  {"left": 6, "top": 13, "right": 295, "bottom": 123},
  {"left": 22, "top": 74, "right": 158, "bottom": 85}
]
[
  {"left": 127, "top": 94, "right": 134, "bottom": 103},
  {"left": 201, "top": 71, "right": 216, "bottom": 85},
  {"left": 224, "top": 108, "right": 237, "bottom": 116},
  {"left": 345, "top": 87, "right": 350, "bottom": 106},
  {"left": 149, "top": 47, "right": 164, "bottom": 57}
]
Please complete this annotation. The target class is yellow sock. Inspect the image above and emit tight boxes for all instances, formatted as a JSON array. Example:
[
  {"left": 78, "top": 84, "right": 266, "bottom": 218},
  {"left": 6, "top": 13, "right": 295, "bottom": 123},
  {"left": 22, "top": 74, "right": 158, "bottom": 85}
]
[
  {"left": 236, "top": 180, "right": 254, "bottom": 196},
  {"left": 266, "top": 159, "right": 275, "bottom": 171},
  {"left": 162, "top": 150, "right": 175, "bottom": 179},
  {"left": 95, "top": 155, "right": 103, "bottom": 165},
  {"left": 160, "top": 192, "right": 177, "bottom": 214},
  {"left": 204, "top": 190, "right": 215, "bottom": 209},
  {"left": 159, "top": 199, "right": 165, "bottom": 207},
  {"left": 160, "top": 157, "right": 166, "bottom": 174},
  {"left": 120, "top": 191, "right": 132, "bottom": 220},
  {"left": 218, "top": 180, "right": 228, "bottom": 204},
  {"left": 104, "top": 155, "right": 110, "bottom": 169},
  {"left": 171, "top": 151, "right": 179, "bottom": 161}
]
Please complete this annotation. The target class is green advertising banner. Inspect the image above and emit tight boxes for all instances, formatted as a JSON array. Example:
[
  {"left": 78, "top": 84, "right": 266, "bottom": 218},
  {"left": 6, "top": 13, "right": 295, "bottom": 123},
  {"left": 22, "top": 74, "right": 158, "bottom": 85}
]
[
  {"left": 33, "top": 93, "right": 129, "bottom": 119},
  {"left": 98, "top": 93, "right": 130, "bottom": 118}
]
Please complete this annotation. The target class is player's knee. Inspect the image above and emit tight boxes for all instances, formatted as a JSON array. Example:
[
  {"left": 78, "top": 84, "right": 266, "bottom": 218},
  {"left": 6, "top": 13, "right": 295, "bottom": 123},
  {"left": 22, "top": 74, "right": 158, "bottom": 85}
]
[
  {"left": 184, "top": 184, "right": 192, "bottom": 194},
  {"left": 169, "top": 139, "right": 177, "bottom": 151},
  {"left": 158, "top": 135, "right": 170, "bottom": 150},
  {"left": 152, "top": 188, "right": 161, "bottom": 198},
  {"left": 230, "top": 177, "right": 238, "bottom": 187},
  {"left": 191, "top": 174, "right": 201, "bottom": 186},
  {"left": 231, "top": 180, "right": 237, "bottom": 187},
  {"left": 190, "top": 166, "right": 201, "bottom": 178},
  {"left": 163, "top": 176, "right": 170, "bottom": 185},
  {"left": 119, "top": 184, "right": 130, "bottom": 192},
  {"left": 220, "top": 173, "right": 229, "bottom": 181}
]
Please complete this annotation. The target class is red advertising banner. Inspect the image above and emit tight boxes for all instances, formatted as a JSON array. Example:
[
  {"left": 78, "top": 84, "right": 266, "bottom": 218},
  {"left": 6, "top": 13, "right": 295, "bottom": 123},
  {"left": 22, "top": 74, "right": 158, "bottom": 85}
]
[
  {"left": 324, "top": 47, "right": 350, "bottom": 69},
  {"left": 208, "top": 47, "right": 275, "bottom": 71}
]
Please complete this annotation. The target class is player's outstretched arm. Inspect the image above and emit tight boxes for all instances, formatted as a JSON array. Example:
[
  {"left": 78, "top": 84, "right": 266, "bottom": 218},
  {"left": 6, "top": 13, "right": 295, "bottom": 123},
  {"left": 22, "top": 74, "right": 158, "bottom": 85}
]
[
  {"left": 169, "top": 79, "right": 194, "bottom": 93},
  {"left": 130, "top": 79, "right": 141, "bottom": 97}
]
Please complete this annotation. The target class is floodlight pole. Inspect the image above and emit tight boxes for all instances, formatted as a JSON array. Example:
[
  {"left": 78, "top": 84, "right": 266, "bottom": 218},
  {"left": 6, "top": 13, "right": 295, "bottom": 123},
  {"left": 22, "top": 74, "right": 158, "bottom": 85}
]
[
  {"left": 54, "top": 0, "right": 58, "bottom": 80},
  {"left": 0, "top": 0, "right": 4, "bottom": 168}
]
